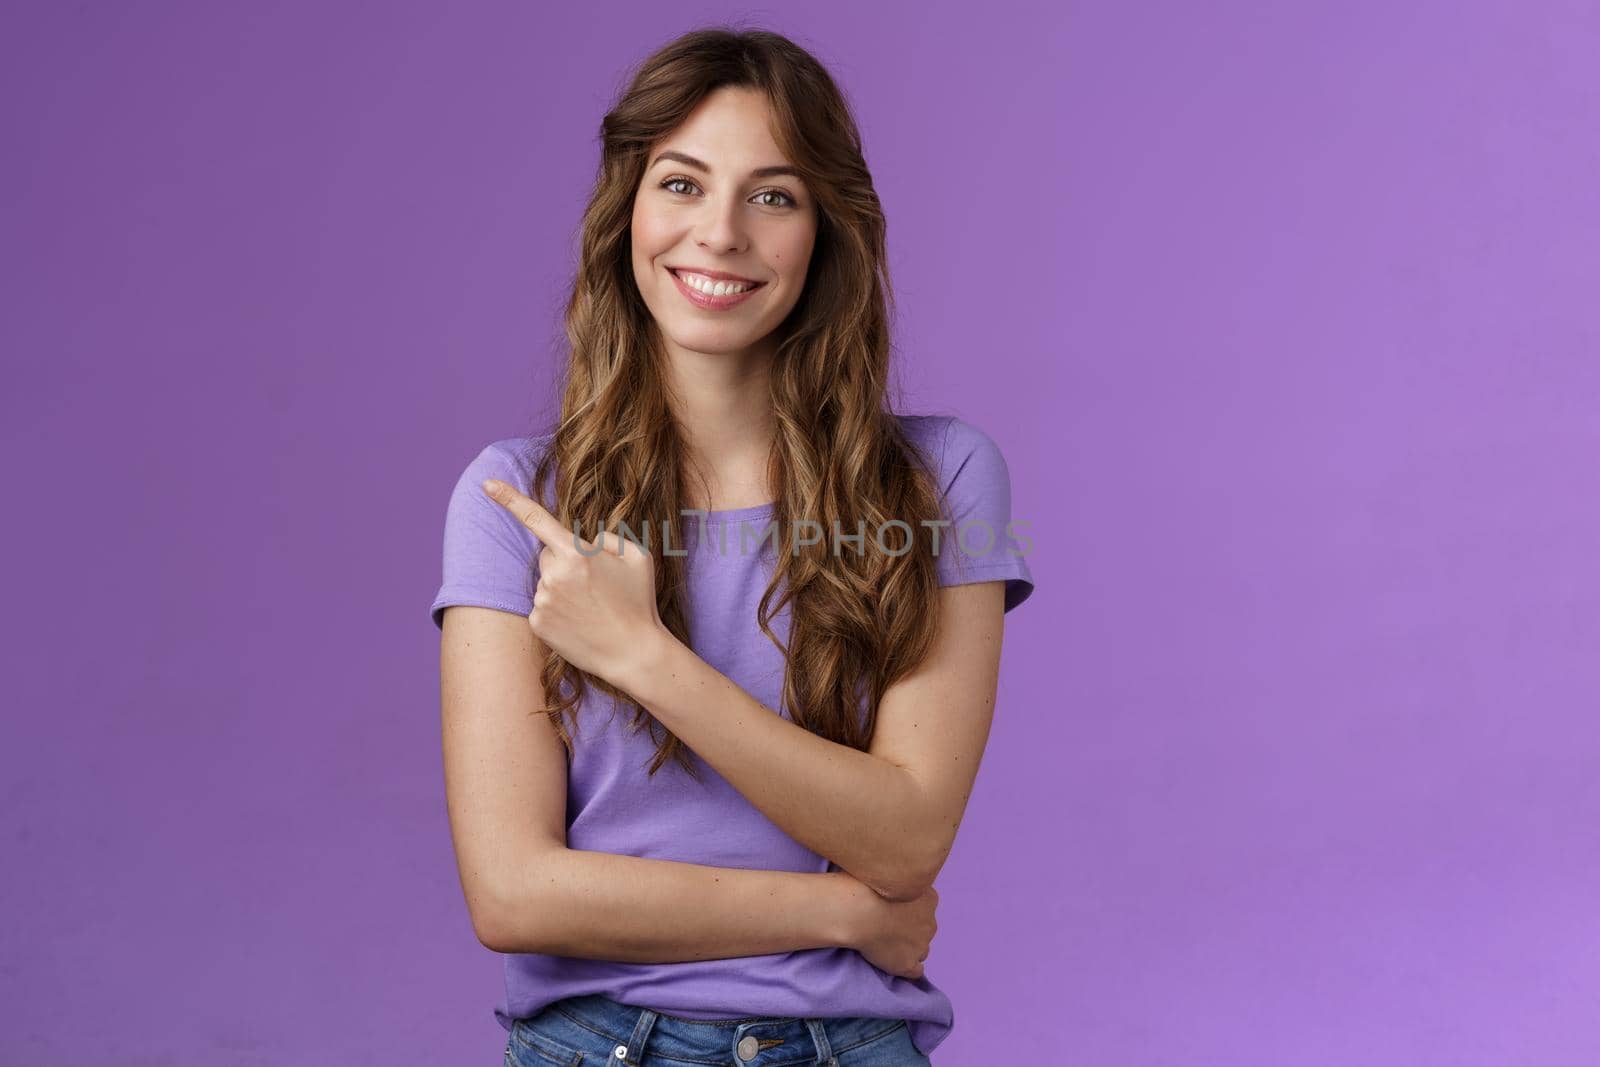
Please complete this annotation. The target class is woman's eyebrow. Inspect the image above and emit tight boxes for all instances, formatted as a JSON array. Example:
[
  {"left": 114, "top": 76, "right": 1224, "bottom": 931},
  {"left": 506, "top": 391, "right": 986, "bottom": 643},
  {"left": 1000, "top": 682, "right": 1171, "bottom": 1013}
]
[{"left": 649, "top": 149, "right": 800, "bottom": 180}]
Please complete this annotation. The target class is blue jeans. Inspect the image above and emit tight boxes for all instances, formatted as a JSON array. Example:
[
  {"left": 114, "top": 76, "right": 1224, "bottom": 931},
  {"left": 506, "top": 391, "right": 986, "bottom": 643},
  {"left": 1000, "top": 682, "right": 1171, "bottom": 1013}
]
[{"left": 501, "top": 993, "right": 933, "bottom": 1066}]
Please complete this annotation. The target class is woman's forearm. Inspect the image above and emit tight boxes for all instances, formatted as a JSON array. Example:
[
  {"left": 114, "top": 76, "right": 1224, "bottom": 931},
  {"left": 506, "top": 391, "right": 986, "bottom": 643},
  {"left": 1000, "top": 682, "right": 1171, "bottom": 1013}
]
[
  {"left": 614, "top": 631, "right": 931, "bottom": 900},
  {"left": 486, "top": 844, "right": 868, "bottom": 961}
]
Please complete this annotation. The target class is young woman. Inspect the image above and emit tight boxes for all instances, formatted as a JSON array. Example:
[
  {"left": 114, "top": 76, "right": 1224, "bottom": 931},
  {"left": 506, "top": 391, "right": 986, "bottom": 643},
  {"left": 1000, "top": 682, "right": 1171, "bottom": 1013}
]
[{"left": 430, "top": 28, "right": 1034, "bottom": 1067}]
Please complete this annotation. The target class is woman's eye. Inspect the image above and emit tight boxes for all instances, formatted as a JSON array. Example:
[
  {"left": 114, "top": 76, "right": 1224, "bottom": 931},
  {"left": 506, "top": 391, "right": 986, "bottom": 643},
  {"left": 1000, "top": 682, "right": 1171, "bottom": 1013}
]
[{"left": 659, "top": 177, "right": 796, "bottom": 209}]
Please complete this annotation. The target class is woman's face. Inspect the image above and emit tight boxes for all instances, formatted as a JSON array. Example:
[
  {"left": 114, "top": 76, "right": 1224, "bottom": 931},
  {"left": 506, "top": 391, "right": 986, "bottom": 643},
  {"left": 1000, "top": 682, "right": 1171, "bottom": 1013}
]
[{"left": 631, "top": 86, "right": 818, "bottom": 362}]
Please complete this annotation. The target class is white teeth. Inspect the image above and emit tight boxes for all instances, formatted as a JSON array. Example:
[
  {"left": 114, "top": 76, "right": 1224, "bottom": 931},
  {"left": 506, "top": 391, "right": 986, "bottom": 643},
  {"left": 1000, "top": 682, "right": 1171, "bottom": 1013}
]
[{"left": 677, "top": 271, "right": 754, "bottom": 296}]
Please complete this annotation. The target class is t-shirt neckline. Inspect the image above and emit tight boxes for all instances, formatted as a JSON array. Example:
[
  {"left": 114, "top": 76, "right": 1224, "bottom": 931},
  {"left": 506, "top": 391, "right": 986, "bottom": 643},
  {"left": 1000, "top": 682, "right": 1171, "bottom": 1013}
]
[{"left": 698, "top": 500, "right": 777, "bottom": 524}]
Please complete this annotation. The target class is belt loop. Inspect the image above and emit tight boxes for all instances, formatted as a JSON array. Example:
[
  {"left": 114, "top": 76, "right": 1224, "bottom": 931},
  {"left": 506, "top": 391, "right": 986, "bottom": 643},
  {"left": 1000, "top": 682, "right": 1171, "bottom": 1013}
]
[
  {"left": 804, "top": 1019, "right": 838, "bottom": 1067},
  {"left": 621, "top": 1007, "right": 659, "bottom": 1065}
]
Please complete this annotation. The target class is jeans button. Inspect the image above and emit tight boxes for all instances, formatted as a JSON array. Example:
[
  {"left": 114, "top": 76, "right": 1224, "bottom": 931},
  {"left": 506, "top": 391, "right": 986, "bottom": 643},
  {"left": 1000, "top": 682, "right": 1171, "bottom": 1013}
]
[{"left": 737, "top": 1034, "right": 760, "bottom": 1061}]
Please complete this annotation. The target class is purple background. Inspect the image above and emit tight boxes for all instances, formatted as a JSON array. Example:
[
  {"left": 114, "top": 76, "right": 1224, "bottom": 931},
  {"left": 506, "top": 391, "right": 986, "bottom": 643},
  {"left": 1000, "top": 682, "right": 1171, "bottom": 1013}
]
[{"left": 3, "top": 2, "right": 1597, "bottom": 1064}]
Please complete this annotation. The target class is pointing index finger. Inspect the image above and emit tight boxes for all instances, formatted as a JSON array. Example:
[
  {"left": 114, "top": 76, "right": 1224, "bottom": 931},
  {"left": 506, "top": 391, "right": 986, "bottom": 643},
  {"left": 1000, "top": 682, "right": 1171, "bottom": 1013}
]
[{"left": 481, "top": 478, "right": 572, "bottom": 551}]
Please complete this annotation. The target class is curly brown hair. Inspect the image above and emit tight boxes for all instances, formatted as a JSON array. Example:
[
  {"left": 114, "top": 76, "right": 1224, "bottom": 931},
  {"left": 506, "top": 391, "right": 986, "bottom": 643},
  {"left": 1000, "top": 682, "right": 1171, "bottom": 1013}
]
[{"left": 528, "top": 26, "right": 952, "bottom": 781}]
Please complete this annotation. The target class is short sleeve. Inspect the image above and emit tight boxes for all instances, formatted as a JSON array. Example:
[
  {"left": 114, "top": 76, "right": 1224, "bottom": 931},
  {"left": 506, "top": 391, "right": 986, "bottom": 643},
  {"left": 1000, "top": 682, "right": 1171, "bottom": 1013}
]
[
  {"left": 428, "top": 439, "right": 548, "bottom": 630},
  {"left": 932, "top": 417, "right": 1035, "bottom": 613}
]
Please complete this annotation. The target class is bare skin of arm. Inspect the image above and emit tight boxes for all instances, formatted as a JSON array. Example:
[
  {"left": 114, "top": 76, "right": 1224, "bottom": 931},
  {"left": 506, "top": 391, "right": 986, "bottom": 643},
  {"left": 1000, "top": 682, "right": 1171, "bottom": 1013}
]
[
  {"left": 439, "top": 605, "right": 934, "bottom": 974},
  {"left": 487, "top": 845, "right": 873, "bottom": 960}
]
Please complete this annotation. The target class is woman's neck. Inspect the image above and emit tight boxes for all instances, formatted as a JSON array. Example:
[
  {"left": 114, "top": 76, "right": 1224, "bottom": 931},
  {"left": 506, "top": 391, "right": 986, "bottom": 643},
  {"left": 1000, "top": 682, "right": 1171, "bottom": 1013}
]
[{"left": 663, "top": 339, "right": 779, "bottom": 510}]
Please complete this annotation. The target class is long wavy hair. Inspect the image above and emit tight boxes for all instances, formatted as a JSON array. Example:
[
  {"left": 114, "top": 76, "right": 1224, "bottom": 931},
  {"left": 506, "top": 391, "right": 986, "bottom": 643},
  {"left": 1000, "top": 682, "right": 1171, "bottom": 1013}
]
[{"left": 528, "top": 26, "right": 951, "bottom": 780}]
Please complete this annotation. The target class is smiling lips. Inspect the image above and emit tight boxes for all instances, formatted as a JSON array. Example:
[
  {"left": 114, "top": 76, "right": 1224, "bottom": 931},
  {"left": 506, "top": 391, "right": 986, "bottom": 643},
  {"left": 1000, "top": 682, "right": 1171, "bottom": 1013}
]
[{"left": 669, "top": 267, "right": 766, "bottom": 310}]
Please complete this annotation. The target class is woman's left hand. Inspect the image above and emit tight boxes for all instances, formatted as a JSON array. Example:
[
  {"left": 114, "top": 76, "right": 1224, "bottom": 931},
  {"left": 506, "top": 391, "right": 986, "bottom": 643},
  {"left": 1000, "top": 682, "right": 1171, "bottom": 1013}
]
[{"left": 481, "top": 478, "right": 667, "bottom": 686}]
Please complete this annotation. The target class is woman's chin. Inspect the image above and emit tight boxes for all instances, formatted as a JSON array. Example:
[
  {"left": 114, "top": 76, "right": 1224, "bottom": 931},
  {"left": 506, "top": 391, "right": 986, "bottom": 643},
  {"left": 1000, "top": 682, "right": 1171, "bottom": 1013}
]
[{"left": 664, "top": 326, "right": 771, "bottom": 357}]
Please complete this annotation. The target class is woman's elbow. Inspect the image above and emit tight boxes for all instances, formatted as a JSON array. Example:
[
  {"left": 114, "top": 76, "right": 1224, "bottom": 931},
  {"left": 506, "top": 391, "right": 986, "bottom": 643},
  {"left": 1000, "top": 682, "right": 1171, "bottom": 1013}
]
[
  {"left": 471, "top": 906, "right": 509, "bottom": 953},
  {"left": 466, "top": 856, "right": 559, "bottom": 954},
  {"left": 472, "top": 890, "right": 557, "bottom": 954},
  {"left": 874, "top": 836, "right": 949, "bottom": 903},
  {"left": 864, "top": 857, "right": 938, "bottom": 904},
  {"left": 464, "top": 877, "right": 521, "bottom": 953}
]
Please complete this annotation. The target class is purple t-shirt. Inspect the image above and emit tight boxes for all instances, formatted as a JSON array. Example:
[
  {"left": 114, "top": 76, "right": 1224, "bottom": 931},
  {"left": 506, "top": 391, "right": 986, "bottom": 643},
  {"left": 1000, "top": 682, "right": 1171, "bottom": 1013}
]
[{"left": 428, "top": 413, "right": 1033, "bottom": 1057}]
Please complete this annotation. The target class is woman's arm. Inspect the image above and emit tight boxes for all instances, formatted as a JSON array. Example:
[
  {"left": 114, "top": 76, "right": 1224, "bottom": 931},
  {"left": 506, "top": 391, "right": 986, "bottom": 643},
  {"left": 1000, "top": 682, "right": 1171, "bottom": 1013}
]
[
  {"left": 487, "top": 845, "right": 868, "bottom": 958},
  {"left": 439, "top": 605, "right": 871, "bottom": 959},
  {"left": 615, "top": 581, "right": 1008, "bottom": 904}
]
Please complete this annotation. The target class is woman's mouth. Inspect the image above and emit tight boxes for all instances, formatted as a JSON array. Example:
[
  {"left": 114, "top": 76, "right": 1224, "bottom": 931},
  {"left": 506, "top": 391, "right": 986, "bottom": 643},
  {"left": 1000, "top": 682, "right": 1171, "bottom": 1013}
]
[{"left": 669, "top": 268, "right": 766, "bottom": 311}]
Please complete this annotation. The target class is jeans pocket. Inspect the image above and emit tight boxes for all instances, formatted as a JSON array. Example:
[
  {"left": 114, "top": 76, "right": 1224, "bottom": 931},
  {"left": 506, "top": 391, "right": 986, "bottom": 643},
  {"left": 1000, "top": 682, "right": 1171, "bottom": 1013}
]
[
  {"left": 506, "top": 1015, "right": 587, "bottom": 1067},
  {"left": 835, "top": 1020, "right": 932, "bottom": 1066}
]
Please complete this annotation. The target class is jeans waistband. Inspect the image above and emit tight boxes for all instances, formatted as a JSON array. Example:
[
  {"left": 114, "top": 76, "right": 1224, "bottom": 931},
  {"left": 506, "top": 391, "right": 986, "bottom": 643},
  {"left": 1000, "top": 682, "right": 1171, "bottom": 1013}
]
[{"left": 548, "top": 993, "right": 907, "bottom": 1066}]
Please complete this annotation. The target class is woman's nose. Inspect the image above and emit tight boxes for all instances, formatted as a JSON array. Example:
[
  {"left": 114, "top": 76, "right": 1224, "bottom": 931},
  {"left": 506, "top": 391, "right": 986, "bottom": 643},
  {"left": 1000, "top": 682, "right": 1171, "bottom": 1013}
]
[{"left": 694, "top": 198, "right": 748, "bottom": 253}]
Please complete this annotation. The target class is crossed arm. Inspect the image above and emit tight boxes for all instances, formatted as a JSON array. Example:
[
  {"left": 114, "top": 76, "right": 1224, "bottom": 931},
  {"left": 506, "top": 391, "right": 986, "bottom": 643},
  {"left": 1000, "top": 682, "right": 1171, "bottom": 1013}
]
[
  {"left": 439, "top": 580, "right": 1007, "bottom": 955},
  {"left": 441, "top": 605, "right": 869, "bottom": 956},
  {"left": 613, "top": 578, "right": 1008, "bottom": 903}
]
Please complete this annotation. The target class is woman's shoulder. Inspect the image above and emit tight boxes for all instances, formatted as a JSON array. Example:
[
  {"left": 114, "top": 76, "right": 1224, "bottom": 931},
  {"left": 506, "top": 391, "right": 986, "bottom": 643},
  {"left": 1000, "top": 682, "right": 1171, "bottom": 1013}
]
[
  {"left": 893, "top": 411, "right": 1009, "bottom": 488},
  {"left": 458, "top": 430, "right": 559, "bottom": 496},
  {"left": 895, "top": 411, "right": 1033, "bottom": 609}
]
